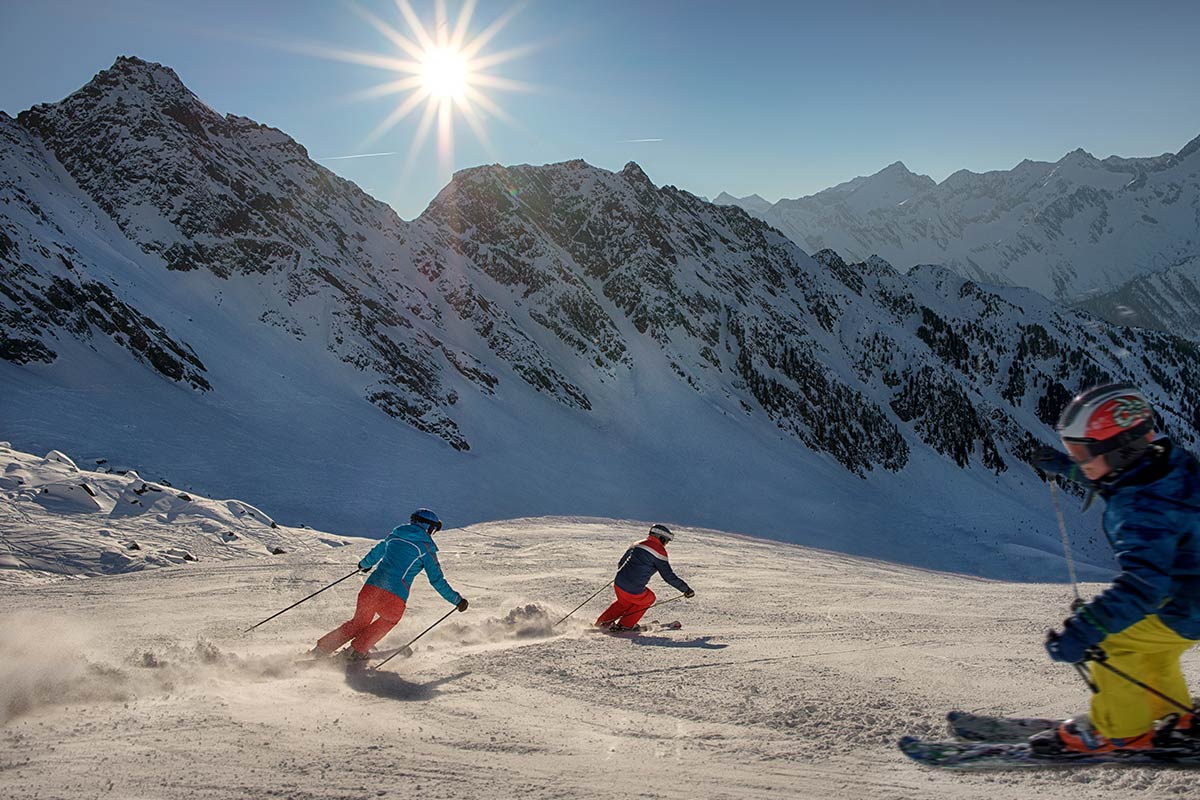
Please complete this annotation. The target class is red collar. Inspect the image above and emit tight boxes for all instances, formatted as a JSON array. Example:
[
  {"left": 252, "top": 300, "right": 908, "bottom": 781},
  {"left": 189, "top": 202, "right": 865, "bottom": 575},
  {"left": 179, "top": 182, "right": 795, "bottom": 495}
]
[{"left": 639, "top": 536, "right": 668, "bottom": 557}]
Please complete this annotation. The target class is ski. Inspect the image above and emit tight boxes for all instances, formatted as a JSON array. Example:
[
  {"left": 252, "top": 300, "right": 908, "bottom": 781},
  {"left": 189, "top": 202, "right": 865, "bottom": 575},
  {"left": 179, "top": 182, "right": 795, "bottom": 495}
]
[
  {"left": 294, "top": 644, "right": 413, "bottom": 667},
  {"left": 946, "top": 710, "right": 1062, "bottom": 743},
  {"left": 592, "top": 619, "right": 683, "bottom": 635},
  {"left": 946, "top": 699, "right": 1200, "bottom": 743},
  {"left": 899, "top": 735, "right": 1200, "bottom": 769}
]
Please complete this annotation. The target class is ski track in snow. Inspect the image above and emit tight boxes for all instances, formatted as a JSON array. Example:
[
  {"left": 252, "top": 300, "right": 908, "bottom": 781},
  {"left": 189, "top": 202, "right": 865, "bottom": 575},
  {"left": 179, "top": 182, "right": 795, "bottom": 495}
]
[{"left": 4, "top": 462, "right": 1200, "bottom": 799}]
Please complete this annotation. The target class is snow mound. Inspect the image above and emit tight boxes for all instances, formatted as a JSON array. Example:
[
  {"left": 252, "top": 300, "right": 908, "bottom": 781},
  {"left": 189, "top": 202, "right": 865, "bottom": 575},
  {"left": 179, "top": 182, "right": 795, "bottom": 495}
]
[
  {"left": 43, "top": 450, "right": 79, "bottom": 470},
  {"left": 32, "top": 481, "right": 104, "bottom": 512},
  {"left": 0, "top": 443, "right": 353, "bottom": 583}
]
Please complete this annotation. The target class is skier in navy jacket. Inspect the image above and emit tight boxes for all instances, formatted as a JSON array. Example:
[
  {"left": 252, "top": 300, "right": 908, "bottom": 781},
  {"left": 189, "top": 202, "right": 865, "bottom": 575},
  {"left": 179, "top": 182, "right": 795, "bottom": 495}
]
[
  {"left": 1031, "top": 383, "right": 1200, "bottom": 756},
  {"left": 596, "top": 524, "right": 694, "bottom": 631}
]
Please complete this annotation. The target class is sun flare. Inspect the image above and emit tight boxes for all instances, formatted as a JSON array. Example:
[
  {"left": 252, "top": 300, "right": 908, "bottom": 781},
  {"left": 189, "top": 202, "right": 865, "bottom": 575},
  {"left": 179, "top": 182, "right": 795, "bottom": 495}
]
[
  {"left": 300, "top": 0, "right": 536, "bottom": 182},
  {"left": 421, "top": 46, "right": 469, "bottom": 100}
]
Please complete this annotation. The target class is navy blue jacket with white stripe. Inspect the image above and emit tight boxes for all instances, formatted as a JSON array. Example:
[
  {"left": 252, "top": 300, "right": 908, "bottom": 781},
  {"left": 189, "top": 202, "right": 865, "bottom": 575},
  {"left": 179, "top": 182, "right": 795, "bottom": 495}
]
[{"left": 615, "top": 536, "right": 691, "bottom": 595}]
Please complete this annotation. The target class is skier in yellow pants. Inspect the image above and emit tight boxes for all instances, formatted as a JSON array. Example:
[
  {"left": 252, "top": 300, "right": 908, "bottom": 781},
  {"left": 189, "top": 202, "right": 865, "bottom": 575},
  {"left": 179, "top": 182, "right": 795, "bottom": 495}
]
[
  {"left": 1032, "top": 383, "right": 1200, "bottom": 755},
  {"left": 1086, "top": 617, "right": 1196, "bottom": 741}
]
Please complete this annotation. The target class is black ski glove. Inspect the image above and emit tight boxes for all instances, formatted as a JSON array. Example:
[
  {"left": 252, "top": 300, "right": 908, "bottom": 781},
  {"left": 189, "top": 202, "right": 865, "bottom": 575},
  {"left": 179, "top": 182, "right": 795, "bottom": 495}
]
[
  {"left": 1033, "top": 445, "right": 1094, "bottom": 486},
  {"left": 456, "top": 597, "right": 469, "bottom": 612},
  {"left": 683, "top": 589, "right": 696, "bottom": 598},
  {"left": 1033, "top": 445, "right": 1099, "bottom": 509},
  {"left": 1033, "top": 445, "right": 1075, "bottom": 477},
  {"left": 358, "top": 561, "right": 371, "bottom": 573}
]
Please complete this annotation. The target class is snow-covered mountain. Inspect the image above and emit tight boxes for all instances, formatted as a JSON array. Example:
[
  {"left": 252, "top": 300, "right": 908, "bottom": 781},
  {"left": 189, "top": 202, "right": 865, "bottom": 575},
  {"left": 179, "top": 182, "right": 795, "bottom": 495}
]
[
  {"left": 4, "top": 57, "right": 1200, "bottom": 579},
  {"left": 1076, "top": 254, "right": 1200, "bottom": 334},
  {"left": 712, "top": 191, "right": 773, "bottom": 215},
  {"left": 726, "top": 144, "right": 1200, "bottom": 304}
]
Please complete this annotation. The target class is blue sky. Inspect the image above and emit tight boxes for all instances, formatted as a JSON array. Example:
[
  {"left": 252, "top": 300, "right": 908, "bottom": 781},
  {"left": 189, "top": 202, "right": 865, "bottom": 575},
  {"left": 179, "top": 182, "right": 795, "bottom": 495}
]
[{"left": 2, "top": 0, "right": 1199, "bottom": 219}]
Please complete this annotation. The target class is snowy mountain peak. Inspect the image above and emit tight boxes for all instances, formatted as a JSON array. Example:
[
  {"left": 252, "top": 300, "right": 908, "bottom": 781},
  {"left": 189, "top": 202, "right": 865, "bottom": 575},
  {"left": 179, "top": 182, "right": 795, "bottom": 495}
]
[
  {"left": 878, "top": 160, "right": 915, "bottom": 176},
  {"left": 870, "top": 160, "right": 936, "bottom": 190},
  {"left": 24, "top": 56, "right": 204, "bottom": 121},
  {"left": 619, "top": 160, "right": 653, "bottom": 186},
  {"left": 1058, "top": 147, "right": 1098, "bottom": 166},
  {"left": 713, "top": 192, "right": 772, "bottom": 214},
  {"left": 1178, "top": 132, "right": 1200, "bottom": 161}
]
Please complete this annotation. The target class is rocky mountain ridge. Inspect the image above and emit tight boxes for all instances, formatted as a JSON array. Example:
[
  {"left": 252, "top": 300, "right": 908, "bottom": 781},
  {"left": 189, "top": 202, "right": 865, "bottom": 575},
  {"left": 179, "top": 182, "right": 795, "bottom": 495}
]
[
  {"left": 4, "top": 57, "right": 1200, "bottom": 564},
  {"left": 721, "top": 141, "right": 1200, "bottom": 307}
]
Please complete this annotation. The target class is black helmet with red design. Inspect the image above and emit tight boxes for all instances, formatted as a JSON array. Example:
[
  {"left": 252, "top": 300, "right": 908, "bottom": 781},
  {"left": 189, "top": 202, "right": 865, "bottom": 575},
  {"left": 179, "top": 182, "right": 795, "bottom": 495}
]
[{"left": 1056, "top": 382, "right": 1156, "bottom": 475}]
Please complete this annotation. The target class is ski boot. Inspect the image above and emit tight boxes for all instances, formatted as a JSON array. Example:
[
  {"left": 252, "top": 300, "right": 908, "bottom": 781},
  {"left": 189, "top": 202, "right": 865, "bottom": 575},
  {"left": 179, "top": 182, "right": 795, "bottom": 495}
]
[
  {"left": 337, "top": 648, "right": 372, "bottom": 669},
  {"left": 1029, "top": 715, "right": 1154, "bottom": 756},
  {"left": 1154, "top": 712, "right": 1200, "bottom": 750}
]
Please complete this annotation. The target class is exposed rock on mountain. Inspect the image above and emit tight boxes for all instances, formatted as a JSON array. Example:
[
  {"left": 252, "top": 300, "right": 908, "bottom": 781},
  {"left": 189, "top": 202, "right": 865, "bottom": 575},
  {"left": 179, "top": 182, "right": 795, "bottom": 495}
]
[
  {"left": 725, "top": 145, "right": 1200, "bottom": 305},
  {"left": 4, "top": 57, "right": 1200, "bottom": 555}
]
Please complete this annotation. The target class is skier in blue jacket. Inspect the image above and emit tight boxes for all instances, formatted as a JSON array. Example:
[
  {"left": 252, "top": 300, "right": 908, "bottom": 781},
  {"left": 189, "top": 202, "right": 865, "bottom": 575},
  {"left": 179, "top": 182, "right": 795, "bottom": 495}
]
[
  {"left": 1030, "top": 383, "right": 1200, "bottom": 755},
  {"left": 596, "top": 524, "right": 694, "bottom": 631},
  {"left": 314, "top": 509, "right": 467, "bottom": 661}
]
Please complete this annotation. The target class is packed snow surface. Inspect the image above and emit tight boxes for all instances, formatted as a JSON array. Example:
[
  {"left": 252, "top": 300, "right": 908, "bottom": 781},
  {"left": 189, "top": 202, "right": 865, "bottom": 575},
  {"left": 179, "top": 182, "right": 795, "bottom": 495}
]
[{"left": 4, "top": 446, "right": 1199, "bottom": 798}]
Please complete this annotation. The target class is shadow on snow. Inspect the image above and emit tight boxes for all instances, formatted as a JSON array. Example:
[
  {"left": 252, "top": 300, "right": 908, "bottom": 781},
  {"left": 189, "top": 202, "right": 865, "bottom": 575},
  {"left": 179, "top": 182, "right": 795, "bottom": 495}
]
[{"left": 344, "top": 668, "right": 471, "bottom": 701}]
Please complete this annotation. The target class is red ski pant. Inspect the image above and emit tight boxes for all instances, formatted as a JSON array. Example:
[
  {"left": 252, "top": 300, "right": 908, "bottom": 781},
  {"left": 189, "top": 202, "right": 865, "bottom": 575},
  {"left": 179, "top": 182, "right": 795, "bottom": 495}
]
[
  {"left": 316, "top": 584, "right": 407, "bottom": 655},
  {"left": 595, "top": 586, "right": 655, "bottom": 627}
]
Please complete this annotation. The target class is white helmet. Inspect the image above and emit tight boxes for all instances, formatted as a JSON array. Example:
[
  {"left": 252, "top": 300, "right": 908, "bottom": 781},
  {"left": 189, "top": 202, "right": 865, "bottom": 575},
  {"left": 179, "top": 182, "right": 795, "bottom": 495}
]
[
  {"left": 649, "top": 524, "right": 674, "bottom": 543},
  {"left": 1057, "top": 382, "right": 1155, "bottom": 474}
]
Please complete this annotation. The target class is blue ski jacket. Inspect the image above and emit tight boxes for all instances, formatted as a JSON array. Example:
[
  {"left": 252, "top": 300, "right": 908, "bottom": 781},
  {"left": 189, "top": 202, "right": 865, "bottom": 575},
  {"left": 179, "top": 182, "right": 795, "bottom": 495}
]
[
  {"left": 615, "top": 536, "right": 691, "bottom": 595},
  {"left": 358, "top": 523, "right": 461, "bottom": 605},
  {"left": 1071, "top": 441, "right": 1200, "bottom": 645}
]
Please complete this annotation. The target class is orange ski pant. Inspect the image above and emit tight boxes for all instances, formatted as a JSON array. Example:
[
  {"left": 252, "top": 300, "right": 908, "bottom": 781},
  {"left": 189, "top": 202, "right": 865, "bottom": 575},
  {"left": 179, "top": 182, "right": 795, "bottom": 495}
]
[
  {"left": 596, "top": 586, "right": 655, "bottom": 627},
  {"left": 316, "top": 584, "right": 407, "bottom": 655}
]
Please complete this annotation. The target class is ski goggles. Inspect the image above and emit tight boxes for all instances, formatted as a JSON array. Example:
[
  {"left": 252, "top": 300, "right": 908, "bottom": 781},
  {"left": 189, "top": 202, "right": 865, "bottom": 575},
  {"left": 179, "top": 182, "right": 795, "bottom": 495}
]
[
  {"left": 1061, "top": 418, "right": 1153, "bottom": 463},
  {"left": 413, "top": 515, "right": 442, "bottom": 533}
]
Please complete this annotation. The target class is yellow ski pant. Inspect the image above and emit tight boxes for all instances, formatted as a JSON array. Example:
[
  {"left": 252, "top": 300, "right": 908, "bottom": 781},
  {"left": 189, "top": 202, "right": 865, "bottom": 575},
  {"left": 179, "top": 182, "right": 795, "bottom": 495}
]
[{"left": 1090, "top": 614, "right": 1198, "bottom": 739}]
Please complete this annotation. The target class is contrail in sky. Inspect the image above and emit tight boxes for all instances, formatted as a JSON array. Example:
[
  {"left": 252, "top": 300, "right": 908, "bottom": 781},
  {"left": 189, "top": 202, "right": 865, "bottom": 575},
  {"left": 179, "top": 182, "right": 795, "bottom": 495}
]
[
  {"left": 620, "top": 138, "right": 664, "bottom": 143},
  {"left": 317, "top": 151, "right": 404, "bottom": 161}
]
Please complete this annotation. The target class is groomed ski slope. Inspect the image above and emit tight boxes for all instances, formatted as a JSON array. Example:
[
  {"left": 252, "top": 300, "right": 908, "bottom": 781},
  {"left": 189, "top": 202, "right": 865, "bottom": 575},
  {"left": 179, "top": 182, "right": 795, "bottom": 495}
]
[{"left": 6, "top": 511, "right": 1200, "bottom": 797}]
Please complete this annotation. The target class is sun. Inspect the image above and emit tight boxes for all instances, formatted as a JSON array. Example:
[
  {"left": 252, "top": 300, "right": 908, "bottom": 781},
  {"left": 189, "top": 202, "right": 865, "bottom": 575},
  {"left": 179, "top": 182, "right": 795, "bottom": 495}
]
[
  {"left": 299, "top": 0, "right": 536, "bottom": 182},
  {"left": 421, "top": 46, "right": 469, "bottom": 100}
]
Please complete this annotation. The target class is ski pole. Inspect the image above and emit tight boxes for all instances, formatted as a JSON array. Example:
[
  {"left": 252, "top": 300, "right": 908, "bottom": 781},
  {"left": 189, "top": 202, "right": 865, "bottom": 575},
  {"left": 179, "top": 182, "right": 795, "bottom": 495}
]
[
  {"left": 1085, "top": 647, "right": 1199, "bottom": 715},
  {"left": 554, "top": 579, "right": 614, "bottom": 626},
  {"left": 643, "top": 593, "right": 687, "bottom": 612},
  {"left": 244, "top": 568, "right": 361, "bottom": 633},
  {"left": 1049, "top": 481, "right": 1097, "bottom": 693},
  {"left": 372, "top": 607, "right": 457, "bottom": 670},
  {"left": 1049, "top": 482, "right": 1083, "bottom": 608}
]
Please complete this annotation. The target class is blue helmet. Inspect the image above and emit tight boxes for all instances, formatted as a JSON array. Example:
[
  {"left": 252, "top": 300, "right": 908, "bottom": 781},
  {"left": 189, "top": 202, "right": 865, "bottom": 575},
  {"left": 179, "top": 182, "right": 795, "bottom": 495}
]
[{"left": 411, "top": 508, "right": 442, "bottom": 534}]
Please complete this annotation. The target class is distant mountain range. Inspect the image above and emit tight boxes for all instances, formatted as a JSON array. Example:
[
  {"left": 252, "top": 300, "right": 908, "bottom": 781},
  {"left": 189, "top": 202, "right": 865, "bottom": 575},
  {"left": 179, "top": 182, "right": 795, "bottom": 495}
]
[
  {"left": 718, "top": 142, "right": 1200, "bottom": 312},
  {"left": 3, "top": 56, "right": 1200, "bottom": 578}
]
